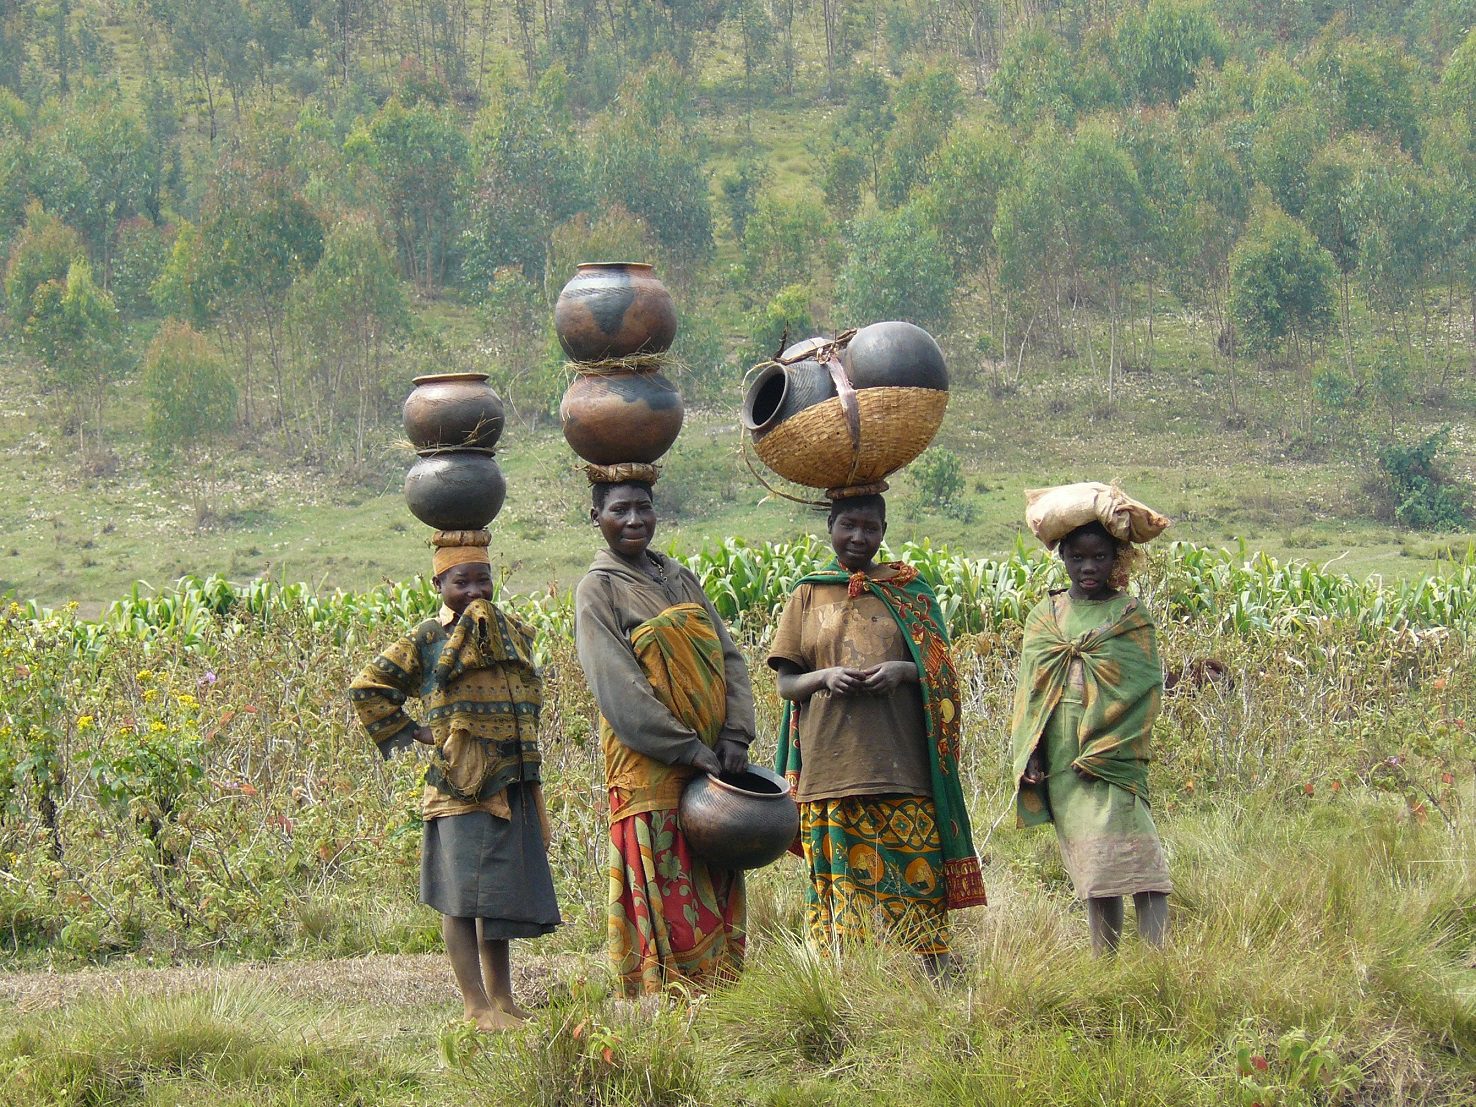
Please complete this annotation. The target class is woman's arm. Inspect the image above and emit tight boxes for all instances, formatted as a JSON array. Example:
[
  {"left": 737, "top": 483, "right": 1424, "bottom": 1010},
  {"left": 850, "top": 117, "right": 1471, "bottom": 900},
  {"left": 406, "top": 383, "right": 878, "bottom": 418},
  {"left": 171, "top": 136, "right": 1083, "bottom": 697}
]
[{"left": 349, "top": 633, "right": 432, "bottom": 758}]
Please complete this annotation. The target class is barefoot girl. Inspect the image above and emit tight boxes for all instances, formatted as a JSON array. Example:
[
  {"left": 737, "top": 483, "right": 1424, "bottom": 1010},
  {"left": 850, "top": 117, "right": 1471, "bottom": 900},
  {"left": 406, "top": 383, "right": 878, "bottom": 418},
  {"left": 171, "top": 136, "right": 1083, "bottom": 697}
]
[
  {"left": 1011, "top": 488, "right": 1171, "bottom": 955},
  {"left": 574, "top": 476, "right": 754, "bottom": 996},
  {"left": 769, "top": 493, "right": 986, "bottom": 975},
  {"left": 351, "top": 530, "right": 558, "bottom": 1030}
]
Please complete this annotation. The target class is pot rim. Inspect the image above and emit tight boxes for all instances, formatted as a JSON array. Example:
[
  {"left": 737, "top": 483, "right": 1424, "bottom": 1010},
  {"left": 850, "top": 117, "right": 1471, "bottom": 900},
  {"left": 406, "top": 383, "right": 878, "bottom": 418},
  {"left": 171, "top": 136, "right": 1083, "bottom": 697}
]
[
  {"left": 573, "top": 260, "right": 655, "bottom": 272},
  {"left": 700, "top": 763, "right": 792, "bottom": 799},
  {"left": 740, "top": 362, "right": 789, "bottom": 432},
  {"left": 411, "top": 372, "right": 491, "bottom": 385}
]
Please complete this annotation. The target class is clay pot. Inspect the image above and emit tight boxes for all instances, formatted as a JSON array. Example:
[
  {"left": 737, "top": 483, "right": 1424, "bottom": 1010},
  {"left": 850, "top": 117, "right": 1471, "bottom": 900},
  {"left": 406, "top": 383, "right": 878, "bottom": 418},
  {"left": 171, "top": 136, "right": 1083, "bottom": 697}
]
[
  {"left": 554, "top": 262, "right": 678, "bottom": 362},
  {"left": 741, "top": 360, "right": 836, "bottom": 443},
  {"left": 403, "top": 451, "right": 507, "bottom": 530},
  {"left": 840, "top": 320, "right": 949, "bottom": 392},
  {"left": 679, "top": 766, "right": 799, "bottom": 871},
  {"left": 560, "top": 369, "right": 684, "bottom": 465},
  {"left": 402, "top": 373, "right": 505, "bottom": 452}
]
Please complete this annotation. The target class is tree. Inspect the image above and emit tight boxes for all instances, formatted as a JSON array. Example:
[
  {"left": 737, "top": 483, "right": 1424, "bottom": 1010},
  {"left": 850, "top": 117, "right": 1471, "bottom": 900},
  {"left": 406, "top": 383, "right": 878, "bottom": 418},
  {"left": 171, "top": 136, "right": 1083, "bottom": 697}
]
[
  {"left": 1228, "top": 199, "right": 1337, "bottom": 426},
  {"left": 4, "top": 202, "right": 84, "bottom": 325},
  {"left": 1306, "top": 31, "right": 1420, "bottom": 152},
  {"left": 462, "top": 67, "right": 588, "bottom": 285},
  {"left": 1114, "top": 0, "right": 1227, "bottom": 105},
  {"left": 143, "top": 321, "right": 238, "bottom": 502},
  {"left": 876, "top": 64, "right": 962, "bottom": 208},
  {"left": 746, "top": 283, "right": 817, "bottom": 365},
  {"left": 990, "top": 28, "right": 1087, "bottom": 129},
  {"left": 835, "top": 202, "right": 955, "bottom": 331},
  {"left": 741, "top": 191, "right": 839, "bottom": 302},
  {"left": 23, "top": 257, "right": 123, "bottom": 450},
  {"left": 589, "top": 63, "right": 713, "bottom": 268},
  {"left": 347, "top": 97, "right": 469, "bottom": 293},
  {"left": 292, "top": 216, "right": 408, "bottom": 462}
]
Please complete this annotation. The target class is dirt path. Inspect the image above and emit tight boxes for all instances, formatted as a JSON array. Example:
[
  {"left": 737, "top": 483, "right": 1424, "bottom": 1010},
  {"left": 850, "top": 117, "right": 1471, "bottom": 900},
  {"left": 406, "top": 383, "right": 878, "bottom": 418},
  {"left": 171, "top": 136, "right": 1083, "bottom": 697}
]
[{"left": 0, "top": 951, "right": 587, "bottom": 1017}]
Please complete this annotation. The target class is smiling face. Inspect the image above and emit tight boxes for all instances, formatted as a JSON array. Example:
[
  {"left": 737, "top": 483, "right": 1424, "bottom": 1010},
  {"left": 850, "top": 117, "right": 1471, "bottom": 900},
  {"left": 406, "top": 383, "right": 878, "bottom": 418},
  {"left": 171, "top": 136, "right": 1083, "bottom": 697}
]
[
  {"left": 434, "top": 560, "right": 494, "bottom": 615},
  {"left": 1059, "top": 528, "right": 1119, "bottom": 600},
  {"left": 829, "top": 505, "right": 886, "bottom": 572},
  {"left": 592, "top": 482, "right": 657, "bottom": 561}
]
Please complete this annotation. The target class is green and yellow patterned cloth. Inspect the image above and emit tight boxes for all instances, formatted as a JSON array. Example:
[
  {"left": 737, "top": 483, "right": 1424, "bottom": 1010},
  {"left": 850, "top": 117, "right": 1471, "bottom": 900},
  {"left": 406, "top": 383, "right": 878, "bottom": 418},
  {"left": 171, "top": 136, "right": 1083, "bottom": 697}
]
[
  {"left": 776, "top": 561, "right": 987, "bottom": 911},
  {"left": 1010, "top": 592, "right": 1163, "bottom": 827}
]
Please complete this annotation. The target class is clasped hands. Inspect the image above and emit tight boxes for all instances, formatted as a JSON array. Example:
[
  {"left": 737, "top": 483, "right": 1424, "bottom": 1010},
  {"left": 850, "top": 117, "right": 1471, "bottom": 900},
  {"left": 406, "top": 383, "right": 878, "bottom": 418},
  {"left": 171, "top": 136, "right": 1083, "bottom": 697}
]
[
  {"left": 1021, "top": 750, "right": 1096, "bottom": 784},
  {"left": 692, "top": 737, "right": 749, "bottom": 778},
  {"left": 817, "top": 661, "right": 915, "bottom": 696}
]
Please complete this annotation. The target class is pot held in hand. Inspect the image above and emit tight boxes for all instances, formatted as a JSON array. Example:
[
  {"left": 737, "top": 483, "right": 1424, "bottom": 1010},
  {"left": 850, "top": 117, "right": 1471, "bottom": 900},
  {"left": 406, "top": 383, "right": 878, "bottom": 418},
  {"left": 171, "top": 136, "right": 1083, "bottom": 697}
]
[
  {"left": 404, "top": 451, "right": 507, "bottom": 530},
  {"left": 679, "top": 765, "right": 799, "bottom": 871},
  {"left": 554, "top": 262, "right": 677, "bottom": 362}
]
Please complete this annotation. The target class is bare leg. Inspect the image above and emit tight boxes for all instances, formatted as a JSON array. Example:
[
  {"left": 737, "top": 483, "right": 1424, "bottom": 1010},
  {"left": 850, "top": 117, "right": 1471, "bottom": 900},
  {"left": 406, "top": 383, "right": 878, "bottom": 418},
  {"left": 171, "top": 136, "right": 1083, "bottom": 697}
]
[
  {"left": 443, "top": 916, "right": 520, "bottom": 1031},
  {"left": 476, "top": 920, "right": 530, "bottom": 1020},
  {"left": 920, "top": 952, "right": 956, "bottom": 984},
  {"left": 1134, "top": 891, "right": 1169, "bottom": 948},
  {"left": 1087, "top": 896, "right": 1124, "bottom": 956}
]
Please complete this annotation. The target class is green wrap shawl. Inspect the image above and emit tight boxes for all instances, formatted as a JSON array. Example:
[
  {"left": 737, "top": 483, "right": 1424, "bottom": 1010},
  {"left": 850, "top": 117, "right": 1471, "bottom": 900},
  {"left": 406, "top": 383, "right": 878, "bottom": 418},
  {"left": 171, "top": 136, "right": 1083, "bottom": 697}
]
[
  {"left": 775, "top": 561, "right": 987, "bottom": 911},
  {"left": 1010, "top": 592, "right": 1163, "bottom": 828}
]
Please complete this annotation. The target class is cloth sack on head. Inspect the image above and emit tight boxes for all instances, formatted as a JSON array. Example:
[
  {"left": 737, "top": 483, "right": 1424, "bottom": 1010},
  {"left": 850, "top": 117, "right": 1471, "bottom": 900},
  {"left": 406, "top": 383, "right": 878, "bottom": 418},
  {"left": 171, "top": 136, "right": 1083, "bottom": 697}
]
[
  {"left": 1024, "top": 482, "right": 1170, "bottom": 550},
  {"left": 431, "top": 529, "right": 491, "bottom": 576}
]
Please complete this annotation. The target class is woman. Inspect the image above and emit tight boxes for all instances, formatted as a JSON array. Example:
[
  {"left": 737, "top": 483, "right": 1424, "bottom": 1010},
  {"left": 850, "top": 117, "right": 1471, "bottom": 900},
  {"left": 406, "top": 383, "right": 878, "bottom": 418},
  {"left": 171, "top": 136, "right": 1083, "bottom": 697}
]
[
  {"left": 768, "top": 493, "right": 986, "bottom": 975},
  {"left": 573, "top": 477, "right": 754, "bottom": 996},
  {"left": 1012, "top": 507, "right": 1172, "bottom": 955}
]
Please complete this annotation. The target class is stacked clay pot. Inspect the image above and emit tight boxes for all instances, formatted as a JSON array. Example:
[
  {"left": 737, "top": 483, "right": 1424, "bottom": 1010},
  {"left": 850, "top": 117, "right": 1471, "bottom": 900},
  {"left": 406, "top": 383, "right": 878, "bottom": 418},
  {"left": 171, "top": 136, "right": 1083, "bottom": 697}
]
[
  {"left": 402, "top": 373, "right": 507, "bottom": 529},
  {"left": 740, "top": 320, "right": 949, "bottom": 492},
  {"left": 555, "top": 263, "right": 684, "bottom": 467}
]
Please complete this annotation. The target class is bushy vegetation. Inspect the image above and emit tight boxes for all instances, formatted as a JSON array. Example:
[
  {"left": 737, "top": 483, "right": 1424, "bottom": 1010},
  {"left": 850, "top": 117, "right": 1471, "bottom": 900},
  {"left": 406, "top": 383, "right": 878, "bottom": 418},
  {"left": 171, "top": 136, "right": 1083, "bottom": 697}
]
[{"left": 2, "top": 540, "right": 1473, "bottom": 1103}]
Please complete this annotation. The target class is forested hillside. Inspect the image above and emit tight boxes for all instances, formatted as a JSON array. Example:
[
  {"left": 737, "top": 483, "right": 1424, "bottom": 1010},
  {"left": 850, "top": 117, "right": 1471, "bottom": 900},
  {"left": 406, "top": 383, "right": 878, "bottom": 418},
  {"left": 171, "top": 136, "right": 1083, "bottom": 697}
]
[{"left": 1, "top": 0, "right": 1474, "bottom": 601}]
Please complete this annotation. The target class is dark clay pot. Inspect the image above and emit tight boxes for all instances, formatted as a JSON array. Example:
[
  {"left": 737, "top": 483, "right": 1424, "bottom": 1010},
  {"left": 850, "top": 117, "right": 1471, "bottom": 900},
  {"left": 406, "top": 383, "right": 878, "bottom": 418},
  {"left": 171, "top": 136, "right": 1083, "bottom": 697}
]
[
  {"left": 679, "top": 765, "right": 799, "bottom": 871},
  {"left": 560, "top": 369, "right": 684, "bottom": 465},
  {"left": 403, "top": 451, "right": 507, "bottom": 530},
  {"left": 741, "top": 359, "right": 836, "bottom": 442},
  {"left": 554, "top": 262, "right": 678, "bottom": 362},
  {"left": 840, "top": 320, "right": 949, "bottom": 392},
  {"left": 402, "top": 373, "right": 505, "bottom": 452}
]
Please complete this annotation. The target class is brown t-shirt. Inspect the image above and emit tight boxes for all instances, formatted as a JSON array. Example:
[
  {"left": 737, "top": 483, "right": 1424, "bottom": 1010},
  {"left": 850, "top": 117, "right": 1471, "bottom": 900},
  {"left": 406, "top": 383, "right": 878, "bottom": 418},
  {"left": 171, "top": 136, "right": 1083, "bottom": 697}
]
[{"left": 766, "top": 577, "right": 932, "bottom": 802}]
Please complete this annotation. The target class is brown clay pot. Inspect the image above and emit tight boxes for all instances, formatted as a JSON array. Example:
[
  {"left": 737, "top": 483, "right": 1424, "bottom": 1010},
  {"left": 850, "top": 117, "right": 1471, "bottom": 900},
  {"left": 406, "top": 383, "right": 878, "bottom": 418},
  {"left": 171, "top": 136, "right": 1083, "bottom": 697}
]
[
  {"left": 554, "top": 262, "right": 678, "bottom": 362},
  {"left": 740, "top": 360, "right": 836, "bottom": 443},
  {"left": 402, "top": 373, "right": 505, "bottom": 452},
  {"left": 403, "top": 451, "right": 507, "bottom": 530},
  {"left": 560, "top": 369, "right": 684, "bottom": 465},
  {"left": 839, "top": 320, "right": 949, "bottom": 392},
  {"left": 679, "top": 765, "right": 799, "bottom": 871}
]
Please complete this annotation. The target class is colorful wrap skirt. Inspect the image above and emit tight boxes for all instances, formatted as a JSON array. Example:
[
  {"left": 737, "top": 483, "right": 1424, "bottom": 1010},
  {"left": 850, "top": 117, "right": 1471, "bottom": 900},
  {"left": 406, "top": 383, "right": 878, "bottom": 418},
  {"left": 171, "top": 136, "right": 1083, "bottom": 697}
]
[
  {"left": 607, "top": 806, "right": 746, "bottom": 996},
  {"left": 800, "top": 794, "right": 950, "bottom": 956}
]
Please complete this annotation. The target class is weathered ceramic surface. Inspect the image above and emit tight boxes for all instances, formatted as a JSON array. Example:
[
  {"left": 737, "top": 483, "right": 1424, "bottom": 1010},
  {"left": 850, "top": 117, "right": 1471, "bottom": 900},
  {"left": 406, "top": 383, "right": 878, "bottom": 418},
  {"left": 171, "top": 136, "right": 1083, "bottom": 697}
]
[
  {"left": 741, "top": 359, "right": 836, "bottom": 441},
  {"left": 403, "top": 451, "right": 507, "bottom": 530},
  {"left": 554, "top": 262, "right": 678, "bottom": 362},
  {"left": 679, "top": 766, "right": 799, "bottom": 871},
  {"left": 840, "top": 320, "right": 949, "bottom": 392},
  {"left": 402, "top": 373, "right": 505, "bottom": 451},
  {"left": 560, "top": 369, "right": 684, "bottom": 465}
]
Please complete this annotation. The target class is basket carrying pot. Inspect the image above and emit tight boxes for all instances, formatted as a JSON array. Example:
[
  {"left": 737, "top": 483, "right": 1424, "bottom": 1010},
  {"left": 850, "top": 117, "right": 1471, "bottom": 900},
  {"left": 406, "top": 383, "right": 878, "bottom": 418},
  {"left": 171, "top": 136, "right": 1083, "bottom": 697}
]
[{"left": 742, "top": 321, "right": 949, "bottom": 490}]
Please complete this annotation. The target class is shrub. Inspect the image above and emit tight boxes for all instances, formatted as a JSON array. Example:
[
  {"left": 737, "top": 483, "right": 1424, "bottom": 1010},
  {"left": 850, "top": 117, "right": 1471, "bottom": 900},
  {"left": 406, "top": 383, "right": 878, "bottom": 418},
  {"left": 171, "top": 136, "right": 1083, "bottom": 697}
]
[{"left": 1375, "top": 428, "right": 1471, "bottom": 532}]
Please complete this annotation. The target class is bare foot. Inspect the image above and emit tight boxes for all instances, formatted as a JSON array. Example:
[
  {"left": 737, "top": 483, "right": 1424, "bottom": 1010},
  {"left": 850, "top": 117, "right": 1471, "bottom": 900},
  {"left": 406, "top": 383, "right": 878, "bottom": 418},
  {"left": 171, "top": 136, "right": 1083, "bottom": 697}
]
[
  {"left": 493, "top": 995, "right": 533, "bottom": 1020},
  {"left": 470, "top": 1005, "right": 526, "bottom": 1033}
]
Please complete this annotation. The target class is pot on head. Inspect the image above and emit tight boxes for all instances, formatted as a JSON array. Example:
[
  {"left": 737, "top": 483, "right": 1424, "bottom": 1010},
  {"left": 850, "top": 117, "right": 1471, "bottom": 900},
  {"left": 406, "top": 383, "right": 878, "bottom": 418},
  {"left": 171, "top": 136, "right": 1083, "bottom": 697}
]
[
  {"left": 404, "top": 451, "right": 507, "bottom": 530},
  {"left": 740, "top": 360, "right": 836, "bottom": 443},
  {"left": 679, "top": 764, "right": 799, "bottom": 871},
  {"left": 554, "top": 262, "right": 678, "bottom": 362},
  {"left": 840, "top": 320, "right": 949, "bottom": 392},
  {"left": 403, "top": 373, "right": 505, "bottom": 452},
  {"left": 560, "top": 368, "right": 684, "bottom": 465}
]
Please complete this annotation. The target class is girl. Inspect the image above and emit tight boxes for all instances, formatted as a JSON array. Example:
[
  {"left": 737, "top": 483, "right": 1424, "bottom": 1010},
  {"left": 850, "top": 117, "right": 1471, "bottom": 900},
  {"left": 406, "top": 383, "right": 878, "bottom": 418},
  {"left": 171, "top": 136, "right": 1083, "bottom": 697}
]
[
  {"left": 351, "top": 531, "right": 559, "bottom": 1030},
  {"left": 573, "top": 477, "right": 755, "bottom": 996},
  {"left": 769, "top": 493, "right": 986, "bottom": 975},
  {"left": 1011, "top": 506, "right": 1171, "bottom": 955}
]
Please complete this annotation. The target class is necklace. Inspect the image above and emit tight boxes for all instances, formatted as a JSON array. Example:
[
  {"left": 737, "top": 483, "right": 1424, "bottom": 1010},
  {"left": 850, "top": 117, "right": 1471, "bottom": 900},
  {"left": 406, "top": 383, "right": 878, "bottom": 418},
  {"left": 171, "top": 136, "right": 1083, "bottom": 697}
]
[{"left": 646, "top": 552, "right": 667, "bottom": 583}]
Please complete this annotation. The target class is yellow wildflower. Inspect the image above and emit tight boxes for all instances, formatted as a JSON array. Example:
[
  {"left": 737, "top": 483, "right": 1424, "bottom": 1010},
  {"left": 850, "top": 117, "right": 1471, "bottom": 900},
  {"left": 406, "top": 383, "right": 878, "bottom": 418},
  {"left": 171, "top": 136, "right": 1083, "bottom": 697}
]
[
  {"left": 137, "top": 669, "right": 154, "bottom": 682},
  {"left": 77, "top": 715, "right": 94, "bottom": 731},
  {"left": 142, "top": 688, "right": 158, "bottom": 703},
  {"left": 177, "top": 693, "right": 199, "bottom": 710},
  {"left": 150, "top": 720, "right": 167, "bottom": 733}
]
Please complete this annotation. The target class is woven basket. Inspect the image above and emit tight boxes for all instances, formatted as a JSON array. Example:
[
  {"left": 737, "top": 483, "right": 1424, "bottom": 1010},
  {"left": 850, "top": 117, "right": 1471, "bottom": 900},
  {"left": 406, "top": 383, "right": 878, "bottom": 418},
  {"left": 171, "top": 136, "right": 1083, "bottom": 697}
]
[{"left": 751, "top": 386, "right": 948, "bottom": 489}]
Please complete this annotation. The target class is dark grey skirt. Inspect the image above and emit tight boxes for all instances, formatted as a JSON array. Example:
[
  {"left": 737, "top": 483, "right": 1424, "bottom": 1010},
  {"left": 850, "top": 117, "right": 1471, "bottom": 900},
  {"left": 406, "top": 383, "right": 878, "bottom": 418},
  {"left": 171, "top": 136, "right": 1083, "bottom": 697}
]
[{"left": 420, "top": 784, "right": 561, "bottom": 937}]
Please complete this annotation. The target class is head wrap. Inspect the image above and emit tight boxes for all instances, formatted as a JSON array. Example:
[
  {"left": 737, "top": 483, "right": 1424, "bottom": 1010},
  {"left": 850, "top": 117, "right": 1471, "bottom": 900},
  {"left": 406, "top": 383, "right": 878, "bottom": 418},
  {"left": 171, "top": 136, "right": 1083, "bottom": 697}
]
[
  {"left": 431, "top": 529, "right": 491, "bottom": 576},
  {"left": 585, "top": 462, "right": 661, "bottom": 485}
]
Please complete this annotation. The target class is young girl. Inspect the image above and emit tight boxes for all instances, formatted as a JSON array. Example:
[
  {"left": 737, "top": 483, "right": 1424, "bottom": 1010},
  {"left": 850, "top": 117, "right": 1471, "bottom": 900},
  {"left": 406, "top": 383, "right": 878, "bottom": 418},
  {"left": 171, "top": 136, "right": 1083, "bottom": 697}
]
[
  {"left": 351, "top": 530, "right": 558, "bottom": 1030},
  {"left": 1011, "top": 499, "right": 1171, "bottom": 955},
  {"left": 769, "top": 493, "right": 986, "bottom": 975},
  {"left": 573, "top": 476, "right": 754, "bottom": 996}
]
